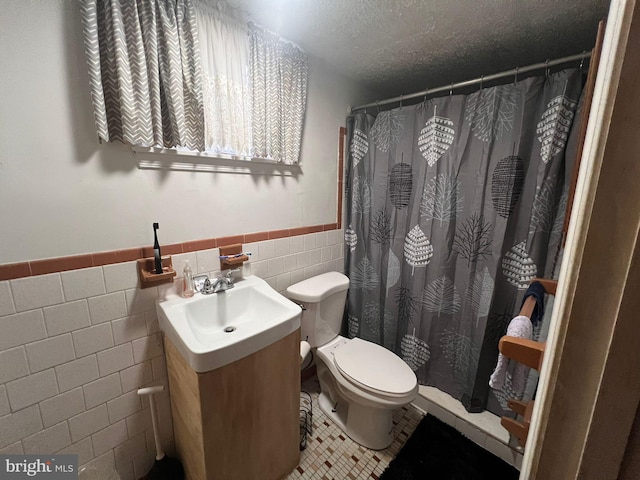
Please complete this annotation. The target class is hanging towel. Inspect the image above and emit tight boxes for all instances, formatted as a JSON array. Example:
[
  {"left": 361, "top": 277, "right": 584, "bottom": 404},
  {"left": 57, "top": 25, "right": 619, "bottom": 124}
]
[
  {"left": 521, "top": 281, "right": 546, "bottom": 326},
  {"left": 489, "top": 315, "right": 532, "bottom": 394}
]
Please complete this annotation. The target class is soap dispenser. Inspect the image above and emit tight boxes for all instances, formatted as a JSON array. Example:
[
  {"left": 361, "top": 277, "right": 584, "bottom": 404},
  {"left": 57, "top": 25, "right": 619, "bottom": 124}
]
[{"left": 182, "top": 261, "right": 194, "bottom": 298}]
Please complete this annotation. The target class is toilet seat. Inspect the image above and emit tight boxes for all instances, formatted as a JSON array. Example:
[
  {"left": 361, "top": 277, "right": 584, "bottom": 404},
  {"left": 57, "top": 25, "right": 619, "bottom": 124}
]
[{"left": 333, "top": 338, "right": 416, "bottom": 398}]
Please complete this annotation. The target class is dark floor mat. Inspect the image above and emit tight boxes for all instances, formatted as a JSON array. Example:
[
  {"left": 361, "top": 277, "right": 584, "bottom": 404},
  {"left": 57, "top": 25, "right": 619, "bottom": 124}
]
[{"left": 380, "top": 414, "right": 519, "bottom": 480}]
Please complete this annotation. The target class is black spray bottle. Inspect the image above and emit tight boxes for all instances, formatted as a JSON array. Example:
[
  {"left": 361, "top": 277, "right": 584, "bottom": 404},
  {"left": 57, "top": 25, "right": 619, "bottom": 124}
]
[{"left": 153, "top": 223, "right": 163, "bottom": 274}]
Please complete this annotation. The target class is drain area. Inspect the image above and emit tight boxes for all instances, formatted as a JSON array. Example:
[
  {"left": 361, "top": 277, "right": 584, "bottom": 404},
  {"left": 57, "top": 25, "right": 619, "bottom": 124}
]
[{"left": 223, "top": 326, "right": 236, "bottom": 333}]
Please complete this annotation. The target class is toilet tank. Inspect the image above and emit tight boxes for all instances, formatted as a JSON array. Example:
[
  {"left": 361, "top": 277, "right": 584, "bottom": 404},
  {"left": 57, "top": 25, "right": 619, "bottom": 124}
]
[{"left": 286, "top": 272, "right": 349, "bottom": 348}]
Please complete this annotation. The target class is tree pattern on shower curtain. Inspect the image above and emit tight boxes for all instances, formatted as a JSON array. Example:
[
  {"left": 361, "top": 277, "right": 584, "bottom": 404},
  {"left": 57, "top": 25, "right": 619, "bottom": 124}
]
[{"left": 344, "top": 70, "right": 583, "bottom": 415}]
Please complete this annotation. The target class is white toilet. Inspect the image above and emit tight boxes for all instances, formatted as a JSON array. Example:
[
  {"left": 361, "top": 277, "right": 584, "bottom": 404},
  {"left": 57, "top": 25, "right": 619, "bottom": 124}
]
[{"left": 286, "top": 271, "right": 418, "bottom": 450}]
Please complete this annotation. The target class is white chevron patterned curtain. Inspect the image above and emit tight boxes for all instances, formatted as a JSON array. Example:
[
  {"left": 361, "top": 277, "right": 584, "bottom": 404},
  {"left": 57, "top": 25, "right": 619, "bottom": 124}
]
[
  {"left": 249, "top": 23, "right": 308, "bottom": 165},
  {"left": 80, "top": 0, "right": 204, "bottom": 151},
  {"left": 195, "top": 1, "right": 251, "bottom": 156}
]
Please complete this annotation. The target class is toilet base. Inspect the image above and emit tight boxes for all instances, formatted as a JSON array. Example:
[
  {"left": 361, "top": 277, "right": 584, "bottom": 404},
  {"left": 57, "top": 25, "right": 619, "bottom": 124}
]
[{"left": 318, "top": 391, "right": 394, "bottom": 450}]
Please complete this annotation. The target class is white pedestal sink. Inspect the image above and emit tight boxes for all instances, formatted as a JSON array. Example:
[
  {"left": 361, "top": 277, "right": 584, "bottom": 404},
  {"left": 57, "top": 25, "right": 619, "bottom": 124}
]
[{"left": 156, "top": 275, "right": 302, "bottom": 372}]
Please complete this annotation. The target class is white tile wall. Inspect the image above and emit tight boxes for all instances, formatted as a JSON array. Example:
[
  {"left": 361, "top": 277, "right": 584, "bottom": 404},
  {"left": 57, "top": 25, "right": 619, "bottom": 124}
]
[
  {"left": 0, "top": 281, "right": 15, "bottom": 316},
  {"left": 68, "top": 405, "right": 110, "bottom": 443},
  {"left": 61, "top": 267, "right": 106, "bottom": 302},
  {"left": 26, "top": 334, "right": 75, "bottom": 373},
  {"left": 39, "top": 388, "right": 85, "bottom": 428},
  {"left": 0, "top": 386, "right": 9, "bottom": 417},
  {"left": 0, "top": 347, "right": 30, "bottom": 384},
  {"left": 0, "top": 229, "right": 344, "bottom": 478},
  {"left": 6, "top": 369, "right": 58, "bottom": 411},
  {"left": 10, "top": 274, "right": 65, "bottom": 312},
  {"left": 72, "top": 324, "right": 114, "bottom": 358},
  {"left": 0, "top": 310, "right": 47, "bottom": 351},
  {"left": 83, "top": 374, "right": 122, "bottom": 409},
  {"left": 23, "top": 421, "right": 71, "bottom": 454},
  {"left": 44, "top": 300, "right": 91, "bottom": 335}
]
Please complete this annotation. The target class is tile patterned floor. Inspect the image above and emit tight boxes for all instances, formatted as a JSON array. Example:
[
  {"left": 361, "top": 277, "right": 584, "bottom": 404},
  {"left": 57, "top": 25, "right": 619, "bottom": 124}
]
[{"left": 287, "top": 377, "right": 424, "bottom": 480}]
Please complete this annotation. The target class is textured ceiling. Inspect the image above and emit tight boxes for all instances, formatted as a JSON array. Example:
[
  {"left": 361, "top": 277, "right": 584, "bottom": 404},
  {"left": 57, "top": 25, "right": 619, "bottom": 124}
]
[{"left": 228, "top": 0, "right": 610, "bottom": 98}]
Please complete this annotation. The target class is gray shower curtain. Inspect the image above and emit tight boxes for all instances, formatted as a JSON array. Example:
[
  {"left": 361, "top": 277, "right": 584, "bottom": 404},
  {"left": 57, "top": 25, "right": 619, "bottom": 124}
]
[{"left": 344, "top": 69, "right": 583, "bottom": 415}]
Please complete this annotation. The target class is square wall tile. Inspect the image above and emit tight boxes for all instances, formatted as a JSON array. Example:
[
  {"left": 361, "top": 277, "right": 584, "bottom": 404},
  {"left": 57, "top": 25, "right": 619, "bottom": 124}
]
[
  {"left": 276, "top": 273, "right": 291, "bottom": 293},
  {"left": 55, "top": 356, "right": 100, "bottom": 393},
  {"left": 0, "top": 310, "right": 47, "bottom": 351},
  {"left": 315, "top": 232, "right": 327, "bottom": 248},
  {"left": 258, "top": 240, "right": 275, "bottom": 260},
  {"left": 10, "top": 274, "right": 64, "bottom": 312},
  {"left": 26, "top": 334, "right": 75, "bottom": 372},
  {"left": 61, "top": 267, "right": 106, "bottom": 302},
  {"left": 289, "top": 236, "right": 304, "bottom": 254},
  {"left": 6, "top": 369, "right": 58, "bottom": 411},
  {"left": 241, "top": 243, "right": 259, "bottom": 261},
  {"left": 0, "top": 347, "right": 30, "bottom": 384},
  {"left": 39, "top": 388, "right": 86, "bottom": 428},
  {"left": 44, "top": 300, "right": 91, "bottom": 335},
  {"left": 303, "top": 234, "right": 316, "bottom": 251},
  {"left": 195, "top": 248, "right": 220, "bottom": 274},
  {"left": 0, "top": 281, "right": 15, "bottom": 316},
  {"left": 103, "top": 262, "right": 138, "bottom": 293},
  {"left": 267, "top": 258, "right": 284, "bottom": 277},
  {"left": 309, "top": 249, "right": 322, "bottom": 265},
  {"left": 72, "top": 324, "right": 114, "bottom": 358},
  {"left": 326, "top": 230, "right": 339, "bottom": 245},
  {"left": 0, "top": 405, "right": 43, "bottom": 450},
  {"left": 88, "top": 292, "right": 127, "bottom": 325},
  {"left": 171, "top": 253, "right": 197, "bottom": 279},
  {"left": 274, "top": 238, "right": 290, "bottom": 257},
  {"left": 23, "top": 421, "right": 71, "bottom": 454}
]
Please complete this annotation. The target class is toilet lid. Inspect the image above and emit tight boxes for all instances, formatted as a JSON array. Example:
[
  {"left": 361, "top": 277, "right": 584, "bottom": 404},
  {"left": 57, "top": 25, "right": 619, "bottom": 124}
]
[{"left": 333, "top": 338, "right": 416, "bottom": 395}]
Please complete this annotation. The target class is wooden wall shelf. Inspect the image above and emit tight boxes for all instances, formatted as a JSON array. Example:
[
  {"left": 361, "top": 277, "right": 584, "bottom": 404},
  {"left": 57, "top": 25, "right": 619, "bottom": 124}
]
[{"left": 137, "top": 256, "right": 176, "bottom": 289}]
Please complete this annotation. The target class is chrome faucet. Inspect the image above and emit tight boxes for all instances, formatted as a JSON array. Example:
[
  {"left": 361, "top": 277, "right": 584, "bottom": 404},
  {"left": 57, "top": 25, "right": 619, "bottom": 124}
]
[{"left": 201, "top": 270, "right": 235, "bottom": 294}]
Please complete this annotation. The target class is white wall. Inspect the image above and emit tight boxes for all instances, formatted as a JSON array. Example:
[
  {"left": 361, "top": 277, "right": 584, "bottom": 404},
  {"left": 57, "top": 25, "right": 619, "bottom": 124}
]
[{"left": 0, "top": 0, "right": 376, "bottom": 264}]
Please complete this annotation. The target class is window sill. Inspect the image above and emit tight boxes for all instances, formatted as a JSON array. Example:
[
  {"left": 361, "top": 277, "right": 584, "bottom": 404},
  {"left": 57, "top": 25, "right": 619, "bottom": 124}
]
[{"left": 132, "top": 147, "right": 301, "bottom": 176}]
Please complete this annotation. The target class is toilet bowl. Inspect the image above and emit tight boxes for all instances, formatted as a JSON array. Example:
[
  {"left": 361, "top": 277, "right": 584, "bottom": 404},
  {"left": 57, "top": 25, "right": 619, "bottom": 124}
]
[{"left": 286, "top": 272, "right": 418, "bottom": 450}]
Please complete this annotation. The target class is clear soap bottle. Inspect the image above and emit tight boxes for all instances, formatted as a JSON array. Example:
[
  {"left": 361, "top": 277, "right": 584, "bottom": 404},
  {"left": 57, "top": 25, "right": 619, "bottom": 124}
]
[{"left": 182, "top": 261, "right": 194, "bottom": 298}]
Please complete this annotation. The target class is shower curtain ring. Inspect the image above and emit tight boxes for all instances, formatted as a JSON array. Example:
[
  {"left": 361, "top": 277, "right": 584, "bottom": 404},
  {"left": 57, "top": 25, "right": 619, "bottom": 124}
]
[
  {"left": 514, "top": 67, "right": 519, "bottom": 85},
  {"left": 480, "top": 75, "right": 484, "bottom": 90},
  {"left": 376, "top": 100, "right": 380, "bottom": 113},
  {"left": 545, "top": 59, "right": 550, "bottom": 78},
  {"left": 449, "top": 82, "right": 453, "bottom": 96},
  {"left": 400, "top": 94, "right": 403, "bottom": 107},
  {"left": 579, "top": 51, "right": 586, "bottom": 72}
]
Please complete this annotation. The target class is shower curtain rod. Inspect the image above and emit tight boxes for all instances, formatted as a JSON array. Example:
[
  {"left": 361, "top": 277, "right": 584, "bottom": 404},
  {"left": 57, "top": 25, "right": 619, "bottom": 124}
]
[{"left": 350, "top": 51, "right": 592, "bottom": 113}]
